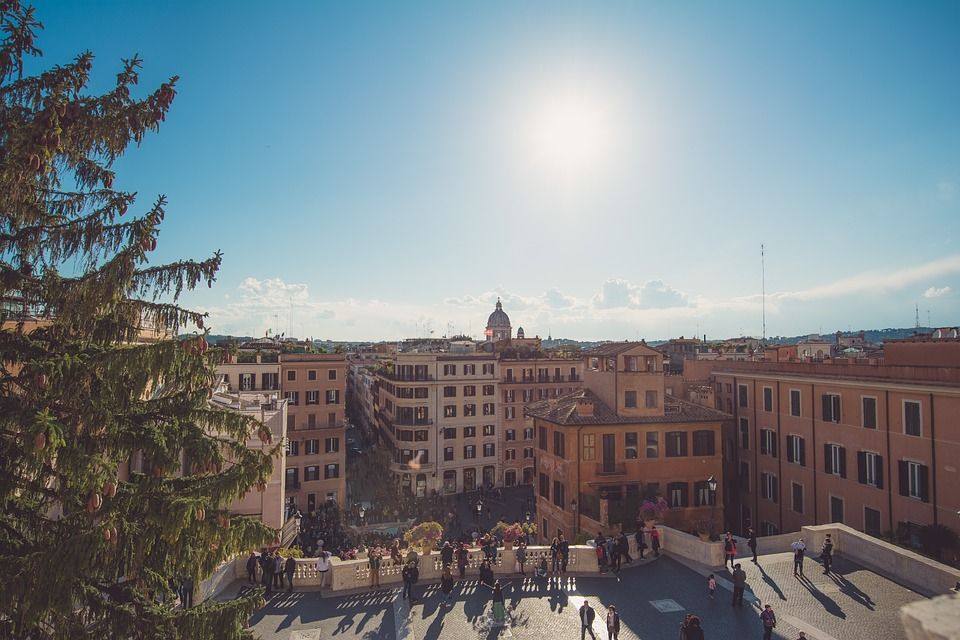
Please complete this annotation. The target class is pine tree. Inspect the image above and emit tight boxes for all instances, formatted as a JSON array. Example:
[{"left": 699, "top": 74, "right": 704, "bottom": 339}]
[{"left": 0, "top": 3, "right": 275, "bottom": 637}]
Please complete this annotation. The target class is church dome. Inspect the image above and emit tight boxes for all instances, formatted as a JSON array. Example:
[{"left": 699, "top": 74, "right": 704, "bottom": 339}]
[{"left": 487, "top": 298, "right": 511, "bottom": 328}]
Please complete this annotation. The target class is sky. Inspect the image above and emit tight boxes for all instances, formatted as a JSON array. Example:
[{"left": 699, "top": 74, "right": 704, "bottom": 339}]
[{"left": 32, "top": 1, "right": 960, "bottom": 341}]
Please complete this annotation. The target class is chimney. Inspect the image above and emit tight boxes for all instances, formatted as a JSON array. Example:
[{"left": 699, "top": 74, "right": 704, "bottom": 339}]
[{"left": 576, "top": 399, "right": 594, "bottom": 417}]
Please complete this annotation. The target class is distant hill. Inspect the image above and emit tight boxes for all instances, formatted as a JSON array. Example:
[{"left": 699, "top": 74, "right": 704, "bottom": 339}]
[{"left": 766, "top": 327, "right": 935, "bottom": 346}]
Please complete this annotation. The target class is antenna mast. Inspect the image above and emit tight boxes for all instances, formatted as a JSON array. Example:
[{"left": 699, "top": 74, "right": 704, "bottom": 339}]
[
  {"left": 761, "top": 244, "right": 766, "bottom": 345},
  {"left": 915, "top": 304, "right": 920, "bottom": 329}
]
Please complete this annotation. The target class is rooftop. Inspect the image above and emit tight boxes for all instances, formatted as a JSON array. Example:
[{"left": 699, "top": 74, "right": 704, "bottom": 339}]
[{"left": 525, "top": 388, "right": 729, "bottom": 425}]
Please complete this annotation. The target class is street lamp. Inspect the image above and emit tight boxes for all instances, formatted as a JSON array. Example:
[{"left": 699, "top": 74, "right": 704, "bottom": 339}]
[
  {"left": 707, "top": 476, "right": 718, "bottom": 537},
  {"left": 571, "top": 499, "right": 578, "bottom": 537}
]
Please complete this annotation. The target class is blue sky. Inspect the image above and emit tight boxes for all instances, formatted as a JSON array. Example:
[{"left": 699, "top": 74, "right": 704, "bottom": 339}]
[{"left": 35, "top": 1, "right": 959, "bottom": 340}]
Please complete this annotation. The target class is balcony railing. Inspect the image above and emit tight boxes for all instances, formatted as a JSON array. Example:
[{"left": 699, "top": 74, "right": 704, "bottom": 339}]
[
  {"left": 502, "top": 375, "right": 581, "bottom": 385},
  {"left": 595, "top": 462, "right": 626, "bottom": 476},
  {"left": 380, "top": 372, "right": 435, "bottom": 382}
]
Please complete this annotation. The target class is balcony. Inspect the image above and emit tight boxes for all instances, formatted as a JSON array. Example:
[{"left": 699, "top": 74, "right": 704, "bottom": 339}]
[
  {"left": 380, "top": 372, "right": 435, "bottom": 382},
  {"left": 394, "top": 418, "right": 434, "bottom": 426},
  {"left": 595, "top": 462, "right": 627, "bottom": 476},
  {"left": 502, "top": 375, "right": 581, "bottom": 385}
]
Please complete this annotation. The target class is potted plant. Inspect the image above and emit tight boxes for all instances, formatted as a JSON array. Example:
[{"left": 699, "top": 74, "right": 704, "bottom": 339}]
[
  {"left": 500, "top": 523, "right": 524, "bottom": 550},
  {"left": 638, "top": 497, "right": 669, "bottom": 528},
  {"left": 692, "top": 518, "right": 714, "bottom": 542},
  {"left": 521, "top": 521, "right": 537, "bottom": 543},
  {"left": 403, "top": 521, "right": 443, "bottom": 555}
]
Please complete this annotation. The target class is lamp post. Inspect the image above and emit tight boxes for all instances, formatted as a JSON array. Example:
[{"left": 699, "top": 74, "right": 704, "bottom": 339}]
[
  {"left": 707, "top": 475, "right": 718, "bottom": 537},
  {"left": 571, "top": 499, "right": 578, "bottom": 537}
]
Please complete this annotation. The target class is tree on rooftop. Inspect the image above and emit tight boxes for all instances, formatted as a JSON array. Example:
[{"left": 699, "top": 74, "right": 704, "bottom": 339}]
[{"left": 0, "top": 3, "right": 274, "bottom": 638}]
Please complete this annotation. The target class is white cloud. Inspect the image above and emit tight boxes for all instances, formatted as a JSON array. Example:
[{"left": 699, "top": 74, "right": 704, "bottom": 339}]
[
  {"left": 923, "top": 286, "right": 951, "bottom": 298},
  {"left": 636, "top": 279, "right": 690, "bottom": 309},
  {"left": 592, "top": 278, "right": 690, "bottom": 309},
  {"left": 543, "top": 287, "right": 576, "bottom": 309},
  {"left": 593, "top": 278, "right": 636, "bottom": 309}
]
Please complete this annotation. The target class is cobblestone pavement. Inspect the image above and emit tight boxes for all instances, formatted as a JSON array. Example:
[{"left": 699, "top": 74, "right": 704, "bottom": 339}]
[{"left": 242, "top": 552, "right": 922, "bottom": 640}]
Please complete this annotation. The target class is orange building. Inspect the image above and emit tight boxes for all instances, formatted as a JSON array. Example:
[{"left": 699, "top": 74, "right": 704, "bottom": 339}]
[
  {"left": 712, "top": 333, "right": 960, "bottom": 543},
  {"left": 529, "top": 342, "right": 730, "bottom": 543}
]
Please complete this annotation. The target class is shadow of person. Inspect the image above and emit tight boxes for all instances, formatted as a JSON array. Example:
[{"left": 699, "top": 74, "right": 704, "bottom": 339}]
[
  {"left": 422, "top": 597, "right": 448, "bottom": 640},
  {"left": 755, "top": 563, "right": 787, "bottom": 601},
  {"left": 797, "top": 574, "right": 846, "bottom": 619},
  {"left": 548, "top": 587, "right": 569, "bottom": 613},
  {"left": 828, "top": 572, "right": 875, "bottom": 610}
]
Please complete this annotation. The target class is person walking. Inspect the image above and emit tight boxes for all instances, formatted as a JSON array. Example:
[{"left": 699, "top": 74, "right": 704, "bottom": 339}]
[
  {"left": 821, "top": 534, "right": 834, "bottom": 574},
  {"left": 760, "top": 604, "right": 777, "bottom": 640},
  {"left": 606, "top": 605, "right": 620, "bottom": 640},
  {"left": 595, "top": 535, "right": 608, "bottom": 574},
  {"left": 606, "top": 535, "right": 619, "bottom": 572},
  {"left": 456, "top": 542, "right": 469, "bottom": 579},
  {"left": 440, "top": 541, "right": 454, "bottom": 569},
  {"left": 246, "top": 551, "right": 258, "bottom": 585},
  {"left": 259, "top": 551, "right": 274, "bottom": 596},
  {"left": 747, "top": 527, "right": 758, "bottom": 563},
  {"left": 791, "top": 538, "right": 806, "bottom": 577},
  {"left": 284, "top": 555, "right": 297, "bottom": 592},
  {"left": 635, "top": 528, "right": 647, "bottom": 559},
  {"left": 731, "top": 563, "right": 747, "bottom": 607},
  {"left": 559, "top": 532, "right": 570, "bottom": 574},
  {"left": 707, "top": 574, "right": 717, "bottom": 599},
  {"left": 484, "top": 579, "right": 510, "bottom": 625},
  {"left": 401, "top": 561, "right": 418, "bottom": 601},
  {"left": 617, "top": 531, "right": 632, "bottom": 565},
  {"left": 440, "top": 566, "right": 454, "bottom": 603},
  {"left": 684, "top": 615, "right": 705, "bottom": 640},
  {"left": 316, "top": 551, "right": 332, "bottom": 591},
  {"left": 368, "top": 546, "right": 382, "bottom": 590},
  {"left": 515, "top": 541, "right": 527, "bottom": 575},
  {"left": 550, "top": 534, "right": 562, "bottom": 576},
  {"left": 723, "top": 532, "right": 738, "bottom": 568},
  {"left": 273, "top": 552, "right": 284, "bottom": 590},
  {"left": 650, "top": 526, "right": 661, "bottom": 557},
  {"left": 579, "top": 601, "right": 597, "bottom": 640}
]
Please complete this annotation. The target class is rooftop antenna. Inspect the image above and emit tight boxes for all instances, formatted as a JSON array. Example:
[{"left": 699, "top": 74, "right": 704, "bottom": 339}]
[
  {"left": 915, "top": 304, "right": 920, "bottom": 329},
  {"left": 761, "top": 243, "right": 766, "bottom": 346}
]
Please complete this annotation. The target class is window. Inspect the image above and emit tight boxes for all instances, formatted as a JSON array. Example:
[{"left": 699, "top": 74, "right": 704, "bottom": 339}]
[
  {"left": 414, "top": 430, "right": 428, "bottom": 441},
  {"left": 505, "top": 448, "right": 516, "bottom": 461},
  {"left": 760, "top": 472, "right": 778, "bottom": 503},
  {"left": 667, "top": 482, "right": 688, "bottom": 508},
  {"left": 483, "top": 424, "right": 495, "bottom": 437},
  {"left": 904, "top": 400, "right": 921, "bottom": 437},
  {"left": 726, "top": 383, "right": 732, "bottom": 393},
  {"left": 325, "top": 389, "right": 340, "bottom": 404},
  {"left": 692, "top": 430, "right": 715, "bottom": 456},
  {"left": 239, "top": 373, "right": 255, "bottom": 391},
  {"left": 552, "top": 480, "right": 565, "bottom": 508},
  {"left": 625, "top": 390, "right": 637, "bottom": 408},
  {"left": 464, "top": 364, "right": 476, "bottom": 375},
  {"left": 287, "top": 439, "right": 299, "bottom": 456},
  {"left": 464, "top": 445, "right": 476, "bottom": 459},
  {"left": 539, "top": 473, "right": 550, "bottom": 499},
  {"left": 857, "top": 451, "right": 883, "bottom": 488},
  {"left": 824, "top": 444, "right": 847, "bottom": 478},
  {"left": 862, "top": 397, "right": 877, "bottom": 429},
  {"left": 444, "top": 447, "right": 454, "bottom": 461},
  {"left": 287, "top": 414, "right": 296, "bottom": 431},
  {"left": 286, "top": 467, "right": 299, "bottom": 489},
  {"left": 305, "top": 439, "right": 320, "bottom": 455},
  {"left": 464, "top": 426, "right": 476, "bottom": 438},
  {"left": 483, "top": 384, "right": 494, "bottom": 395},
  {"left": 444, "top": 405, "right": 457, "bottom": 418},
  {"left": 646, "top": 432, "right": 659, "bottom": 458},
  {"left": 414, "top": 387, "right": 428, "bottom": 398},
  {"left": 738, "top": 384, "right": 748, "bottom": 408},
  {"left": 444, "top": 386, "right": 457, "bottom": 398},
  {"left": 822, "top": 393, "right": 841, "bottom": 423},
  {"left": 761, "top": 521, "right": 778, "bottom": 536},
  {"left": 760, "top": 429, "right": 777, "bottom": 458},
  {"left": 739, "top": 418, "right": 749, "bottom": 449},
  {"left": 786, "top": 435, "right": 806, "bottom": 466},
  {"left": 830, "top": 496, "right": 844, "bottom": 523},
  {"left": 506, "top": 429, "right": 516, "bottom": 441},
  {"left": 665, "top": 432, "right": 687, "bottom": 457},
  {"left": 523, "top": 427, "right": 534, "bottom": 440},
  {"left": 538, "top": 427, "right": 547, "bottom": 450},
  {"left": 284, "top": 391, "right": 299, "bottom": 406},
  {"left": 304, "top": 465, "right": 319, "bottom": 481},
  {"left": 483, "top": 443, "right": 495, "bottom": 457},
  {"left": 483, "top": 403, "right": 495, "bottom": 416},
  {"left": 791, "top": 483, "right": 804, "bottom": 514},
  {"left": 328, "top": 412, "right": 337, "bottom": 427},
  {"left": 483, "top": 363, "right": 494, "bottom": 375},
  {"left": 324, "top": 463, "right": 339, "bottom": 479},
  {"left": 324, "top": 437, "right": 339, "bottom": 453},
  {"left": 523, "top": 447, "right": 534, "bottom": 459},
  {"left": 328, "top": 369, "right": 337, "bottom": 380},
  {"left": 763, "top": 387, "right": 773, "bottom": 412},
  {"left": 694, "top": 481, "right": 714, "bottom": 507},
  {"left": 864, "top": 507, "right": 882, "bottom": 537},
  {"left": 790, "top": 389, "right": 801, "bottom": 417},
  {"left": 287, "top": 370, "right": 296, "bottom": 382},
  {"left": 899, "top": 461, "right": 929, "bottom": 501},
  {"left": 553, "top": 431, "right": 566, "bottom": 458},
  {"left": 739, "top": 461, "right": 750, "bottom": 491},
  {"left": 464, "top": 404, "right": 476, "bottom": 417},
  {"left": 645, "top": 390, "right": 658, "bottom": 409},
  {"left": 443, "top": 427, "right": 456, "bottom": 439},
  {"left": 306, "top": 390, "right": 319, "bottom": 405},
  {"left": 398, "top": 430, "right": 413, "bottom": 442},
  {"left": 262, "top": 372, "right": 278, "bottom": 390},
  {"left": 582, "top": 434, "right": 596, "bottom": 460},
  {"left": 504, "top": 406, "right": 516, "bottom": 420},
  {"left": 464, "top": 385, "right": 476, "bottom": 396},
  {"left": 308, "top": 370, "right": 317, "bottom": 381},
  {"left": 443, "top": 364, "right": 456, "bottom": 376},
  {"left": 625, "top": 432, "right": 638, "bottom": 459}
]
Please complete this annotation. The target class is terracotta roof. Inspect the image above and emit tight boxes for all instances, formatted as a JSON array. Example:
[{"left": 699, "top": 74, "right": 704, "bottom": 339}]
[
  {"left": 524, "top": 389, "right": 730, "bottom": 425},
  {"left": 583, "top": 341, "right": 659, "bottom": 357}
]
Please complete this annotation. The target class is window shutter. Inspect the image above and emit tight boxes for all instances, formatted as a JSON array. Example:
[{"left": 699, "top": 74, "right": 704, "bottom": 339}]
[
  {"left": 786, "top": 437, "right": 794, "bottom": 463},
  {"left": 760, "top": 432, "right": 767, "bottom": 455},
  {"left": 919, "top": 465, "right": 930, "bottom": 503},
  {"left": 857, "top": 451, "right": 867, "bottom": 485},
  {"left": 834, "top": 396, "right": 841, "bottom": 423},
  {"left": 824, "top": 444, "right": 832, "bottom": 474},
  {"left": 898, "top": 460, "right": 909, "bottom": 497},
  {"left": 680, "top": 433, "right": 688, "bottom": 457},
  {"left": 839, "top": 447, "right": 847, "bottom": 478},
  {"left": 772, "top": 477, "right": 779, "bottom": 503},
  {"left": 771, "top": 435, "right": 778, "bottom": 458},
  {"left": 799, "top": 438, "right": 806, "bottom": 466},
  {"left": 822, "top": 394, "right": 831, "bottom": 421},
  {"left": 875, "top": 455, "right": 884, "bottom": 489}
]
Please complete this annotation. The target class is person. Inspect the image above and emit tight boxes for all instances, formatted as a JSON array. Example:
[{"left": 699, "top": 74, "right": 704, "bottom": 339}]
[
  {"left": 685, "top": 615, "right": 705, "bottom": 640},
  {"left": 536, "top": 556, "right": 548, "bottom": 578},
  {"left": 796, "top": 633, "right": 807, "bottom": 640},
  {"left": 284, "top": 555, "right": 297, "bottom": 592},
  {"left": 595, "top": 535, "right": 608, "bottom": 573},
  {"left": 559, "top": 532, "right": 570, "bottom": 573},
  {"left": 457, "top": 541, "right": 469, "bottom": 579},
  {"left": 441, "top": 541, "right": 454, "bottom": 568},
  {"left": 747, "top": 527, "right": 758, "bottom": 563},
  {"left": 821, "top": 534, "right": 834, "bottom": 574},
  {"left": 579, "top": 600, "right": 597, "bottom": 640},
  {"left": 479, "top": 559, "right": 495, "bottom": 586},
  {"left": 707, "top": 573, "right": 717, "bottom": 599},
  {"left": 368, "top": 546, "right": 382, "bottom": 590},
  {"left": 273, "top": 552, "right": 284, "bottom": 590},
  {"left": 390, "top": 539, "right": 403, "bottom": 566},
  {"left": 731, "top": 563, "right": 747, "bottom": 607},
  {"left": 724, "top": 532, "right": 738, "bottom": 568},
  {"left": 550, "top": 534, "right": 562, "bottom": 575},
  {"left": 401, "top": 560, "right": 419, "bottom": 602},
  {"left": 259, "top": 551, "right": 274, "bottom": 596},
  {"left": 606, "top": 604, "right": 620, "bottom": 640},
  {"left": 246, "top": 551, "right": 258, "bottom": 585},
  {"left": 791, "top": 538, "right": 806, "bottom": 577},
  {"left": 679, "top": 614, "right": 692, "bottom": 639},
  {"left": 635, "top": 528, "right": 647, "bottom": 559},
  {"left": 484, "top": 579, "right": 510, "bottom": 624},
  {"left": 316, "top": 550, "right": 332, "bottom": 591},
  {"left": 617, "top": 531, "right": 631, "bottom": 565},
  {"left": 760, "top": 604, "right": 777, "bottom": 640},
  {"left": 440, "top": 566, "right": 454, "bottom": 603},
  {"left": 606, "top": 535, "right": 618, "bottom": 572},
  {"left": 650, "top": 526, "right": 661, "bottom": 557},
  {"left": 515, "top": 541, "right": 527, "bottom": 575}
]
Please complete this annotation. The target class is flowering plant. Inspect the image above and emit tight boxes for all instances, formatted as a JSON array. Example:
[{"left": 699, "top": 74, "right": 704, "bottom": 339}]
[
  {"left": 521, "top": 522, "right": 537, "bottom": 536},
  {"left": 639, "top": 497, "right": 669, "bottom": 521},
  {"left": 501, "top": 523, "right": 525, "bottom": 543},
  {"left": 404, "top": 521, "right": 443, "bottom": 554}
]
